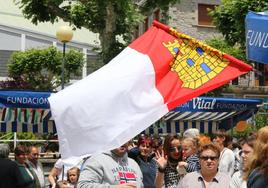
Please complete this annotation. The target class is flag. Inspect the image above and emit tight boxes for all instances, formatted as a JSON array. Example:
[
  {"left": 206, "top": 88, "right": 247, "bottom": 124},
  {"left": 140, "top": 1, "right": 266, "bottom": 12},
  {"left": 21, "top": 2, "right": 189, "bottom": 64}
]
[
  {"left": 48, "top": 21, "right": 252, "bottom": 159},
  {"left": 118, "top": 171, "right": 137, "bottom": 184}
]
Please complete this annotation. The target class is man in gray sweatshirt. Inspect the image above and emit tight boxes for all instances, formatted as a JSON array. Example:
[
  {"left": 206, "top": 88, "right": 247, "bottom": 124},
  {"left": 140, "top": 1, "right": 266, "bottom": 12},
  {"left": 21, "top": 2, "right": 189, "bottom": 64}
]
[{"left": 77, "top": 143, "right": 143, "bottom": 188}]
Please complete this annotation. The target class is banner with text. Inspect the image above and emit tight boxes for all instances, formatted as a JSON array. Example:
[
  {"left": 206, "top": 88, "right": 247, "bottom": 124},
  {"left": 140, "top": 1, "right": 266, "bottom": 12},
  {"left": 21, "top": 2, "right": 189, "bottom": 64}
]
[
  {"left": 246, "top": 11, "right": 268, "bottom": 64},
  {"left": 174, "top": 97, "right": 262, "bottom": 112},
  {"left": 0, "top": 90, "right": 51, "bottom": 109}
]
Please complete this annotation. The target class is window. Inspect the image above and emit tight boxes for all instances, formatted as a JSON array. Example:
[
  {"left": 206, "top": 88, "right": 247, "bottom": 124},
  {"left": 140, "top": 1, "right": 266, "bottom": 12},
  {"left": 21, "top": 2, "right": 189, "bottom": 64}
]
[{"left": 198, "top": 4, "right": 216, "bottom": 26}]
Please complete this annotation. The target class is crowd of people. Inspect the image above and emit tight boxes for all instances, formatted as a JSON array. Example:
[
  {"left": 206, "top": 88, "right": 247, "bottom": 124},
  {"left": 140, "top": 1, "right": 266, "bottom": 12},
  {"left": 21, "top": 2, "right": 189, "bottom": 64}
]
[
  {"left": 0, "top": 126, "right": 268, "bottom": 188},
  {"left": 0, "top": 144, "right": 80, "bottom": 188}
]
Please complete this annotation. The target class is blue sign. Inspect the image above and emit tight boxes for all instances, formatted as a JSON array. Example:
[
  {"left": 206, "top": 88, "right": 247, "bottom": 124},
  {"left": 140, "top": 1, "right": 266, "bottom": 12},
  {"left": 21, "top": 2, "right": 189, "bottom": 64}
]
[
  {"left": 246, "top": 11, "right": 268, "bottom": 64},
  {"left": 0, "top": 90, "right": 51, "bottom": 109},
  {"left": 173, "top": 97, "right": 262, "bottom": 112}
]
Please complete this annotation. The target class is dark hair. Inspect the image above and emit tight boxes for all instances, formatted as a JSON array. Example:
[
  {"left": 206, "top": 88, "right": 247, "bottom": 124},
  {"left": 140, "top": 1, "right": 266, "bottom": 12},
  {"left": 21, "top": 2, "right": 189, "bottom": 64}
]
[
  {"left": 199, "top": 143, "right": 220, "bottom": 158},
  {"left": 214, "top": 129, "right": 232, "bottom": 147},
  {"left": 0, "top": 144, "right": 10, "bottom": 158},
  {"left": 152, "top": 136, "right": 163, "bottom": 148},
  {"left": 163, "top": 134, "right": 181, "bottom": 159},
  {"left": 240, "top": 135, "right": 256, "bottom": 149},
  {"left": 14, "top": 145, "right": 28, "bottom": 157}
]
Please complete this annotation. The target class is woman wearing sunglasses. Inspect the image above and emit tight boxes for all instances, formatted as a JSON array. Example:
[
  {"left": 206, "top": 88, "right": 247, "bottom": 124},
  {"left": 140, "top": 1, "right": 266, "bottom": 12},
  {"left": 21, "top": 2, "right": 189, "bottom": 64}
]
[
  {"left": 155, "top": 134, "right": 182, "bottom": 188},
  {"left": 179, "top": 143, "right": 230, "bottom": 188}
]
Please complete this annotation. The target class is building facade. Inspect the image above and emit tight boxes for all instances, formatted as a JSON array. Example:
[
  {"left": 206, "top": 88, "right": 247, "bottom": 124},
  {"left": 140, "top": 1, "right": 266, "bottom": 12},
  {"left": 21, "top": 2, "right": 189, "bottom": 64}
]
[{"left": 0, "top": 0, "right": 100, "bottom": 82}]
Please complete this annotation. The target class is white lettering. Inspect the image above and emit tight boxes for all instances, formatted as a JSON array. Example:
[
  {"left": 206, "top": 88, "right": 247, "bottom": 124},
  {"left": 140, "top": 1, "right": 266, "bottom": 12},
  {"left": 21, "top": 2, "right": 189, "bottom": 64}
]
[
  {"left": 247, "top": 30, "right": 268, "bottom": 48},
  {"left": 193, "top": 98, "right": 216, "bottom": 110},
  {"left": 6, "top": 97, "right": 49, "bottom": 105}
]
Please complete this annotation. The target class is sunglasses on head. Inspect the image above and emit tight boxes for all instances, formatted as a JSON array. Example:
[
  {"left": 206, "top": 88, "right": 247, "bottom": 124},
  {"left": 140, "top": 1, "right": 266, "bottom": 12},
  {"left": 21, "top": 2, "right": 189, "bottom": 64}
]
[
  {"left": 169, "top": 146, "right": 182, "bottom": 152},
  {"left": 200, "top": 156, "right": 219, "bottom": 161}
]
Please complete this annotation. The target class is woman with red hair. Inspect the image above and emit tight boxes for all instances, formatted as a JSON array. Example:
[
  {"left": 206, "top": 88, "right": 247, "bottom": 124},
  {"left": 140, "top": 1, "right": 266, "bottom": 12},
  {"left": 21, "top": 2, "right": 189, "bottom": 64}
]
[{"left": 128, "top": 135, "right": 157, "bottom": 188}]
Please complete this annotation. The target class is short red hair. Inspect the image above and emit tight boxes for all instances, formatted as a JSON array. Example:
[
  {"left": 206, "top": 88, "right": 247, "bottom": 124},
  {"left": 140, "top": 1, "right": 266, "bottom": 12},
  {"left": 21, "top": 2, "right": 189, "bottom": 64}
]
[{"left": 137, "top": 135, "right": 153, "bottom": 146}]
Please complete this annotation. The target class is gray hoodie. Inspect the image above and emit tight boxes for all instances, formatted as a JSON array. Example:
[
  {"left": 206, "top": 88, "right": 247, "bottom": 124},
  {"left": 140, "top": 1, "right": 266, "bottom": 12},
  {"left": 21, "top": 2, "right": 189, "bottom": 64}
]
[{"left": 77, "top": 151, "right": 143, "bottom": 188}]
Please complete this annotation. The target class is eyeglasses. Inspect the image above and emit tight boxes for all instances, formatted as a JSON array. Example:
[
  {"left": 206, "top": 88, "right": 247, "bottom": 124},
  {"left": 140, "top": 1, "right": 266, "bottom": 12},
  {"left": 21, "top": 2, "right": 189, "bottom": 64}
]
[
  {"left": 200, "top": 156, "right": 219, "bottom": 161},
  {"left": 169, "top": 146, "right": 182, "bottom": 153}
]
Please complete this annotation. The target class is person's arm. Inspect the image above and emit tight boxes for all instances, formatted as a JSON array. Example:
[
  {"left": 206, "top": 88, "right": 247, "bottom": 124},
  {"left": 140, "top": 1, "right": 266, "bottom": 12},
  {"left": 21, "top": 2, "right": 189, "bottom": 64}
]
[
  {"left": 48, "top": 167, "right": 61, "bottom": 188},
  {"left": 219, "top": 149, "right": 235, "bottom": 176},
  {"left": 155, "top": 171, "right": 165, "bottom": 188},
  {"left": 154, "top": 150, "right": 167, "bottom": 188}
]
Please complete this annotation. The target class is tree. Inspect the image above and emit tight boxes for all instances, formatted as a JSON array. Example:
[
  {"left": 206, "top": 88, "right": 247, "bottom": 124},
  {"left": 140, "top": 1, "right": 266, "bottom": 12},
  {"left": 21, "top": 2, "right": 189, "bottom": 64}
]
[
  {"left": 0, "top": 46, "right": 84, "bottom": 91},
  {"left": 14, "top": 0, "right": 180, "bottom": 64},
  {"left": 209, "top": 0, "right": 268, "bottom": 47}
]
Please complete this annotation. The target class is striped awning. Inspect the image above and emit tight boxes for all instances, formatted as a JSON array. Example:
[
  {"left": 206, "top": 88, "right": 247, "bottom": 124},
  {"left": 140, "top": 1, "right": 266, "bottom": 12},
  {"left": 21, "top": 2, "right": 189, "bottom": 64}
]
[
  {"left": 143, "top": 97, "right": 262, "bottom": 135},
  {"left": 0, "top": 108, "right": 51, "bottom": 124},
  {"left": 144, "top": 121, "right": 217, "bottom": 135},
  {"left": 0, "top": 120, "right": 56, "bottom": 133},
  {"left": 0, "top": 90, "right": 54, "bottom": 133},
  {"left": 164, "top": 111, "right": 237, "bottom": 122},
  {"left": 0, "top": 107, "right": 55, "bottom": 133},
  {"left": 0, "top": 91, "right": 263, "bottom": 134}
]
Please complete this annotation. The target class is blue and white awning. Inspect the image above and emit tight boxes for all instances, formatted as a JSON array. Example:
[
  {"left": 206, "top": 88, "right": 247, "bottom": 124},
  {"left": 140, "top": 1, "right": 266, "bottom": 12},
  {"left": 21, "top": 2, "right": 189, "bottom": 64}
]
[
  {"left": 0, "top": 90, "right": 55, "bottom": 133},
  {"left": 144, "top": 97, "right": 262, "bottom": 134},
  {"left": 0, "top": 121, "right": 56, "bottom": 133},
  {"left": 0, "top": 91, "right": 263, "bottom": 134},
  {"left": 144, "top": 121, "right": 218, "bottom": 135}
]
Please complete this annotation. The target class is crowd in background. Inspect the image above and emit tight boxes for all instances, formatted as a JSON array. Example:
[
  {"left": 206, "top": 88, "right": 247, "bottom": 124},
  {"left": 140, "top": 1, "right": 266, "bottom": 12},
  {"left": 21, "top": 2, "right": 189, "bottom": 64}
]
[{"left": 0, "top": 126, "right": 268, "bottom": 188}]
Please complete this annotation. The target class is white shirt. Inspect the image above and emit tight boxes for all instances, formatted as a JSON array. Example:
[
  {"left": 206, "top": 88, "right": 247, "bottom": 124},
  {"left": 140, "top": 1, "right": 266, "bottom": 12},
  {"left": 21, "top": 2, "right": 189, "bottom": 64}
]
[
  {"left": 218, "top": 148, "right": 235, "bottom": 176},
  {"left": 230, "top": 170, "right": 247, "bottom": 188},
  {"left": 54, "top": 158, "right": 80, "bottom": 181},
  {"left": 28, "top": 161, "right": 45, "bottom": 188}
]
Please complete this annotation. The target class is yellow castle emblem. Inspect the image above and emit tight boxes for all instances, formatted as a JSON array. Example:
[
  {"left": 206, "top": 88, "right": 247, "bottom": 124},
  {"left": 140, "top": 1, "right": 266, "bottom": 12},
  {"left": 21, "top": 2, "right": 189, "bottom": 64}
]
[{"left": 163, "top": 32, "right": 229, "bottom": 89}]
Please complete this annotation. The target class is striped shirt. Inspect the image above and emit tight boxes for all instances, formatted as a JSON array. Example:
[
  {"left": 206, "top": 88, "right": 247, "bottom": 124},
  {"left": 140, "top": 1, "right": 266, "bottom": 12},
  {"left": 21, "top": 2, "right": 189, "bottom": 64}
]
[{"left": 186, "top": 154, "right": 200, "bottom": 172}]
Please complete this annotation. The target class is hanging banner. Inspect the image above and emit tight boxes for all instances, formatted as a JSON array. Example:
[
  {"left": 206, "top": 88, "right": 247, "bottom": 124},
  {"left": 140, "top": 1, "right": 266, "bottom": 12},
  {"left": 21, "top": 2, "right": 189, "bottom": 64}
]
[
  {"left": 173, "top": 97, "right": 262, "bottom": 112},
  {"left": 0, "top": 90, "right": 51, "bottom": 109},
  {"left": 246, "top": 11, "right": 268, "bottom": 64}
]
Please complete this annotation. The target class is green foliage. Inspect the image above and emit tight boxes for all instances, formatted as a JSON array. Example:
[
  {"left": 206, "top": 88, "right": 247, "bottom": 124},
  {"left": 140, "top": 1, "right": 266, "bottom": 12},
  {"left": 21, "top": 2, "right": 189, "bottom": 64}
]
[
  {"left": 230, "top": 124, "right": 253, "bottom": 138},
  {"left": 16, "top": 132, "right": 37, "bottom": 140},
  {"left": 229, "top": 111, "right": 268, "bottom": 138},
  {"left": 0, "top": 132, "right": 13, "bottom": 140},
  {"left": 15, "top": 0, "right": 180, "bottom": 63},
  {"left": 0, "top": 46, "right": 84, "bottom": 91},
  {"left": 205, "top": 38, "right": 248, "bottom": 62},
  {"left": 255, "top": 111, "right": 268, "bottom": 130},
  {"left": 139, "top": 0, "right": 180, "bottom": 22},
  {"left": 209, "top": 0, "right": 268, "bottom": 47}
]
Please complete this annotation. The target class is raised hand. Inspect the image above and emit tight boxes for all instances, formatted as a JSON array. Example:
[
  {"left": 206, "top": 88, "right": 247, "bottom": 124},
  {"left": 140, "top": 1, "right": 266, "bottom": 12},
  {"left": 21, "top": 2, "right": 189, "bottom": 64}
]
[{"left": 155, "top": 149, "right": 167, "bottom": 169}]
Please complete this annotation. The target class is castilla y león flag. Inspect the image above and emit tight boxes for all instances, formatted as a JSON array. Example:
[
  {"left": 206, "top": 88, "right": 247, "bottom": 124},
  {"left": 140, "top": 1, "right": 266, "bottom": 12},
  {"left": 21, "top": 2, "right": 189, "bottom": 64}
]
[{"left": 49, "top": 21, "right": 252, "bottom": 159}]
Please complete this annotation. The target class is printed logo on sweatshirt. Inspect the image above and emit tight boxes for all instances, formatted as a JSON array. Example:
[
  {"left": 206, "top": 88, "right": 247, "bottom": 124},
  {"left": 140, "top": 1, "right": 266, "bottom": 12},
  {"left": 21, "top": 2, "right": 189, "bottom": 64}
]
[{"left": 118, "top": 171, "right": 137, "bottom": 184}]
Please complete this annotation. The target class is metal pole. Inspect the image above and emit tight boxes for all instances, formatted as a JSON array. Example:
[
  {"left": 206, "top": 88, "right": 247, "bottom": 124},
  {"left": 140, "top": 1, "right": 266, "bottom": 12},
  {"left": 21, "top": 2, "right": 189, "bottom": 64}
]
[
  {"left": 14, "top": 132, "right": 17, "bottom": 149},
  {"left": 61, "top": 42, "right": 66, "bottom": 90}
]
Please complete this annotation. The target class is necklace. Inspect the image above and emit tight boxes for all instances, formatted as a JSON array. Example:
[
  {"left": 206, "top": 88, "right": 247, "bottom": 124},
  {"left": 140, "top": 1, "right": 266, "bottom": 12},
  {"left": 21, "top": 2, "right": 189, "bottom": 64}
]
[{"left": 168, "top": 161, "right": 178, "bottom": 170}]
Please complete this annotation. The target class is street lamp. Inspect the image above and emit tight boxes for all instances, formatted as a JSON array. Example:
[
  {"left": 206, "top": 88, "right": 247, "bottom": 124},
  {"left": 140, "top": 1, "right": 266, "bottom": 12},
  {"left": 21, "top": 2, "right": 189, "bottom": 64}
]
[{"left": 56, "top": 26, "right": 73, "bottom": 89}]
